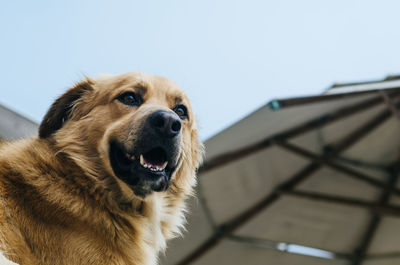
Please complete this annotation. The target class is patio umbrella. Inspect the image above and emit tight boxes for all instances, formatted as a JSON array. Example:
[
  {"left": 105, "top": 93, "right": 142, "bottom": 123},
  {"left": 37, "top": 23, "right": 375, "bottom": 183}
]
[{"left": 161, "top": 77, "right": 400, "bottom": 265}]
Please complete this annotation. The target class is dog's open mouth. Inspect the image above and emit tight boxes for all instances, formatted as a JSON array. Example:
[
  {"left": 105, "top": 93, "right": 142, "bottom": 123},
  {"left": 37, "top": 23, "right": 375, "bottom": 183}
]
[
  {"left": 109, "top": 141, "right": 177, "bottom": 196},
  {"left": 137, "top": 148, "right": 168, "bottom": 172}
]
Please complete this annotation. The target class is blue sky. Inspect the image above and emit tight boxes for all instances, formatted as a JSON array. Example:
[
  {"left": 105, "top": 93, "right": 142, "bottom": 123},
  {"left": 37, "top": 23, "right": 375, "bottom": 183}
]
[{"left": 1, "top": 0, "right": 400, "bottom": 139}]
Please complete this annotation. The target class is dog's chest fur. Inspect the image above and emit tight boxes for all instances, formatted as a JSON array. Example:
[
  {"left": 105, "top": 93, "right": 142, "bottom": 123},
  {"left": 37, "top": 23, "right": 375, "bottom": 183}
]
[{"left": 0, "top": 140, "right": 184, "bottom": 265}]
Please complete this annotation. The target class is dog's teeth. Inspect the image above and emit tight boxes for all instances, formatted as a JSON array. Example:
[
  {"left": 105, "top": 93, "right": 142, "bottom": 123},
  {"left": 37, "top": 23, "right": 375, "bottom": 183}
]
[{"left": 139, "top": 154, "right": 167, "bottom": 171}]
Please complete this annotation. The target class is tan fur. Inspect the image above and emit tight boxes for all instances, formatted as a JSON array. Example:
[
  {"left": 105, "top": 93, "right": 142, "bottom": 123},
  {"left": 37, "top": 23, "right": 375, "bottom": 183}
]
[{"left": 0, "top": 72, "right": 204, "bottom": 265}]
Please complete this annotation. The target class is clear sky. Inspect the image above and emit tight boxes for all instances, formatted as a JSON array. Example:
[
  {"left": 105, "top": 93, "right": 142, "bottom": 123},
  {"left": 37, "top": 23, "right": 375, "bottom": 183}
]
[{"left": 1, "top": 0, "right": 400, "bottom": 140}]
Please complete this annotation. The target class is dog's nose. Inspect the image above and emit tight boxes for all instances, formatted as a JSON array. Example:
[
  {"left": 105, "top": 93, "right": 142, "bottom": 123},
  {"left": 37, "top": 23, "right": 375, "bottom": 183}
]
[{"left": 148, "top": 111, "right": 181, "bottom": 138}]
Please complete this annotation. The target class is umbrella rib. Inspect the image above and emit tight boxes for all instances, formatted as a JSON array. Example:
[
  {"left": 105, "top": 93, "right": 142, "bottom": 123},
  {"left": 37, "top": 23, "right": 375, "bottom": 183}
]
[
  {"left": 274, "top": 140, "right": 400, "bottom": 196},
  {"left": 333, "top": 155, "right": 387, "bottom": 171},
  {"left": 351, "top": 168, "right": 399, "bottom": 265},
  {"left": 175, "top": 100, "right": 393, "bottom": 265},
  {"left": 280, "top": 189, "right": 400, "bottom": 217}
]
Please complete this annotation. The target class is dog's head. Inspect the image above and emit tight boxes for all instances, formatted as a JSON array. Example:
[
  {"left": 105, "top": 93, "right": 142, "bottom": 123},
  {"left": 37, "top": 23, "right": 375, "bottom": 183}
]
[{"left": 39, "top": 72, "right": 203, "bottom": 199}]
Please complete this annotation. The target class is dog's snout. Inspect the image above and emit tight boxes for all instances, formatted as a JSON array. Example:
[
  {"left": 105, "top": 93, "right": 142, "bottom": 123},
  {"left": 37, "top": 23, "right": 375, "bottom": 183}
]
[{"left": 149, "top": 111, "right": 181, "bottom": 138}]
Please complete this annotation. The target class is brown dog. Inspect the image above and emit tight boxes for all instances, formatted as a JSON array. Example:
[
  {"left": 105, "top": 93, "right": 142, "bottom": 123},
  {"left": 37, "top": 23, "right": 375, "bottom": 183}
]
[{"left": 0, "top": 72, "right": 204, "bottom": 265}]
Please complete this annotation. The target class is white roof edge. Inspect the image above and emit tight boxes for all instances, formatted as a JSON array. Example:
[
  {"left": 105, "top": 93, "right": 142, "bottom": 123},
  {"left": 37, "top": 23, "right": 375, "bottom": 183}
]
[
  {"left": 325, "top": 79, "right": 400, "bottom": 95},
  {"left": 0, "top": 104, "right": 38, "bottom": 139}
]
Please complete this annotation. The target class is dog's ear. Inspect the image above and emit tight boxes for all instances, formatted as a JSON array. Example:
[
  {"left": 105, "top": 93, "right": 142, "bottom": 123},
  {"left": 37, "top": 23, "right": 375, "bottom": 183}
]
[{"left": 39, "top": 79, "right": 94, "bottom": 138}]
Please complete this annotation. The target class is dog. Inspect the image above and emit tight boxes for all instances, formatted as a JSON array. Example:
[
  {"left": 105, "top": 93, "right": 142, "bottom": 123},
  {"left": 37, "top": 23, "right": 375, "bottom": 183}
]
[{"left": 0, "top": 71, "right": 204, "bottom": 265}]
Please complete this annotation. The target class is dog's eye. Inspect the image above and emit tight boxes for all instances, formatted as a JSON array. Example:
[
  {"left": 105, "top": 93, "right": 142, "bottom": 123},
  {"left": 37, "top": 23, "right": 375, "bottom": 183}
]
[
  {"left": 173, "top": 104, "right": 188, "bottom": 119},
  {"left": 117, "top": 92, "right": 143, "bottom": 106}
]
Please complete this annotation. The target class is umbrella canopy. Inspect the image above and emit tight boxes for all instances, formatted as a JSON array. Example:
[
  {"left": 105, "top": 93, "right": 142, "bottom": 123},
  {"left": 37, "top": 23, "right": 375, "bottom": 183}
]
[{"left": 161, "top": 77, "right": 400, "bottom": 265}]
